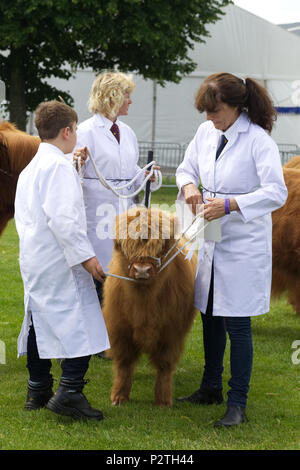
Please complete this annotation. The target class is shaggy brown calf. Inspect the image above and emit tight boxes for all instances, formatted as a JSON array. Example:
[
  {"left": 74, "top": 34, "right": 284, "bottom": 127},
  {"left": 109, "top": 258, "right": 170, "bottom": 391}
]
[
  {"left": 272, "top": 164, "right": 300, "bottom": 315},
  {"left": 102, "top": 207, "right": 197, "bottom": 407},
  {"left": 283, "top": 155, "right": 300, "bottom": 169},
  {"left": 0, "top": 121, "right": 40, "bottom": 236}
]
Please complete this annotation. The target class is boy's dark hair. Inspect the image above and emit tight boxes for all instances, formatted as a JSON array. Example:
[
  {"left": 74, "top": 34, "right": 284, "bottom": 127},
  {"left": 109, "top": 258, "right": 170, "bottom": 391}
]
[{"left": 34, "top": 100, "right": 78, "bottom": 140}]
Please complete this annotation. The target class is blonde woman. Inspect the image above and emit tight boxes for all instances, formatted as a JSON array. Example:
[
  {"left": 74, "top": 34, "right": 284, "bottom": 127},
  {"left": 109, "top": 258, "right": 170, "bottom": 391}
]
[{"left": 73, "top": 71, "right": 159, "bottom": 304}]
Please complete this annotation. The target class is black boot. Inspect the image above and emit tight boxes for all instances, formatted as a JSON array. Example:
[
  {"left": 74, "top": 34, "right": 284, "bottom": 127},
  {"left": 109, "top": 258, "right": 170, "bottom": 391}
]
[
  {"left": 214, "top": 405, "right": 248, "bottom": 427},
  {"left": 46, "top": 378, "right": 103, "bottom": 421},
  {"left": 176, "top": 387, "right": 223, "bottom": 405},
  {"left": 25, "top": 377, "right": 54, "bottom": 411}
]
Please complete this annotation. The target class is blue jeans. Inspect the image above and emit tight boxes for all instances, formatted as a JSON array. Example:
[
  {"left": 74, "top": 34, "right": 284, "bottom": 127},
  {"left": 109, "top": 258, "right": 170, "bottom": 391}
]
[{"left": 201, "top": 268, "right": 253, "bottom": 408}]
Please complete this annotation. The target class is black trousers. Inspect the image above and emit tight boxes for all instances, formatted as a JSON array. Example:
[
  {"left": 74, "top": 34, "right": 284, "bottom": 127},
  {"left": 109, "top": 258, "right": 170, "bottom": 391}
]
[
  {"left": 94, "top": 278, "right": 103, "bottom": 305},
  {"left": 26, "top": 322, "right": 91, "bottom": 383}
]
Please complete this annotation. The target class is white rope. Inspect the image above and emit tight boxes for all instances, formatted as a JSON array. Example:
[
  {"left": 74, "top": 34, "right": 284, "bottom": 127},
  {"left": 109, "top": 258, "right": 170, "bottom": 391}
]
[
  {"left": 86, "top": 148, "right": 162, "bottom": 198},
  {"left": 73, "top": 151, "right": 206, "bottom": 280},
  {"left": 73, "top": 156, "right": 84, "bottom": 184},
  {"left": 158, "top": 218, "right": 209, "bottom": 273},
  {"left": 101, "top": 217, "right": 208, "bottom": 283},
  {"left": 72, "top": 150, "right": 164, "bottom": 284},
  {"left": 162, "top": 211, "right": 205, "bottom": 262},
  {"left": 102, "top": 218, "right": 205, "bottom": 282},
  {"left": 104, "top": 272, "right": 139, "bottom": 283}
]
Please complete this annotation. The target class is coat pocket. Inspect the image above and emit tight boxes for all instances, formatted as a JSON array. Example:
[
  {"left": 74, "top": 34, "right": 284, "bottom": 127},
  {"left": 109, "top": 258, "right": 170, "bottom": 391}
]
[{"left": 71, "top": 264, "right": 97, "bottom": 306}]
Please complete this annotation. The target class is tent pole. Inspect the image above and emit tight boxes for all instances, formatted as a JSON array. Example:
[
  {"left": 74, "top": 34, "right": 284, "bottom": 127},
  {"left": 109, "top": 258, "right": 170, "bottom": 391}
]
[{"left": 152, "top": 79, "right": 157, "bottom": 147}]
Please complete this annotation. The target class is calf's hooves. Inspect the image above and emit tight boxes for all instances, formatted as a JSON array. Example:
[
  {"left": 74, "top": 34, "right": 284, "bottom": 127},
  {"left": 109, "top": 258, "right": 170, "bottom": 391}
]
[{"left": 111, "top": 394, "right": 129, "bottom": 406}]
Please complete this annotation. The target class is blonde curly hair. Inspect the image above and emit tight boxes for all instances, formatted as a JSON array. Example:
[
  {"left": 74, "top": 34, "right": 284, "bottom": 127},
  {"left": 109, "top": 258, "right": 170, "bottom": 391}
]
[{"left": 88, "top": 71, "right": 135, "bottom": 117}]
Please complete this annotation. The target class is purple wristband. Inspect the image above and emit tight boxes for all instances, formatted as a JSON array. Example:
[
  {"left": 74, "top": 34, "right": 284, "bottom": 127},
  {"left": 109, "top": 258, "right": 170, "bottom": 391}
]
[{"left": 225, "top": 198, "right": 230, "bottom": 215}]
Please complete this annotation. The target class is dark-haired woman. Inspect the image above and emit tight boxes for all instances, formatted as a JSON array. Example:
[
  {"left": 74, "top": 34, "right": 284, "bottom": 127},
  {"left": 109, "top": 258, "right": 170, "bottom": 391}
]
[{"left": 176, "top": 73, "right": 287, "bottom": 427}]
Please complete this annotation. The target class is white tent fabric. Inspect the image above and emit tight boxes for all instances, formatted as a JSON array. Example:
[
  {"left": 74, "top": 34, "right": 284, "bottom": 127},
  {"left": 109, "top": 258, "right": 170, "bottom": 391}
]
[{"left": 43, "top": 4, "right": 300, "bottom": 147}]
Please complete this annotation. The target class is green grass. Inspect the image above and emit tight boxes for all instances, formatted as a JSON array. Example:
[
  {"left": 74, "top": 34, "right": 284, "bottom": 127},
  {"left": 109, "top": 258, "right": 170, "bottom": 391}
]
[
  {"left": 0, "top": 186, "right": 300, "bottom": 450},
  {"left": 146, "top": 183, "right": 178, "bottom": 207}
]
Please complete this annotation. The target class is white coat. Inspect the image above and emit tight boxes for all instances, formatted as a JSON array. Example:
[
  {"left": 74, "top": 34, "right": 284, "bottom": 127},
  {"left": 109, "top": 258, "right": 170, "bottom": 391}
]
[
  {"left": 74, "top": 113, "right": 144, "bottom": 272},
  {"left": 15, "top": 143, "right": 110, "bottom": 358},
  {"left": 176, "top": 112, "right": 288, "bottom": 317}
]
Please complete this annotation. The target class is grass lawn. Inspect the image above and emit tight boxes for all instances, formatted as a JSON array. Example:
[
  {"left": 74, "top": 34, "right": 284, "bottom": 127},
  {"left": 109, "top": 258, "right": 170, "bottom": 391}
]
[{"left": 0, "top": 185, "right": 299, "bottom": 451}]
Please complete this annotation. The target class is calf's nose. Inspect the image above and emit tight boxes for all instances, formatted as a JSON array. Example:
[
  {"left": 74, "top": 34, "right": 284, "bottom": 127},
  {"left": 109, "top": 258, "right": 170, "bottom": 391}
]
[{"left": 133, "top": 264, "right": 152, "bottom": 279}]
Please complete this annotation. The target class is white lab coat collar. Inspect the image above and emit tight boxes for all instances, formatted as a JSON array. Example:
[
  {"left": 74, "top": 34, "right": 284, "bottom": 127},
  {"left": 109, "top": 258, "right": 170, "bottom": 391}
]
[
  {"left": 38, "top": 142, "right": 65, "bottom": 157},
  {"left": 214, "top": 112, "right": 251, "bottom": 160},
  {"left": 223, "top": 112, "right": 250, "bottom": 140},
  {"left": 93, "top": 113, "right": 121, "bottom": 145},
  {"left": 94, "top": 113, "right": 121, "bottom": 130}
]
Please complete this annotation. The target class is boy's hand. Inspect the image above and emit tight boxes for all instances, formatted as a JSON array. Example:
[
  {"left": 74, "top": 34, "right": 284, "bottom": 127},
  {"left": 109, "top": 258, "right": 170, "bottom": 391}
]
[
  {"left": 74, "top": 146, "right": 88, "bottom": 168},
  {"left": 82, "top": 257, "right": 106, "bottom": 283}
]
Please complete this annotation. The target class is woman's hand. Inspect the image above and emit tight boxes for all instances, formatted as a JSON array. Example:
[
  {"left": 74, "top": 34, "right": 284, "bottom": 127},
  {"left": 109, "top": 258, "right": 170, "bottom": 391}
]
[
  {"left": 204, "top": 197, "right": 239, "bottom": 221},
  {"left": 73, "top": 146, "right": 88, "bottom": 169},
  {"left": 182, "top": 183, "right": 203, "bottom": 215},
  {"left": 145, "top": 165, "right": 160, "bottom": 182}
]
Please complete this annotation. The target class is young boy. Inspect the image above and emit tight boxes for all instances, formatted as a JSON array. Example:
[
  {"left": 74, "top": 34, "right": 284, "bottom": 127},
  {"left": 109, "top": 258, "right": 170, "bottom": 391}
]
[{"left": 15, "top": 100, "right": 110, "bottom": 421}]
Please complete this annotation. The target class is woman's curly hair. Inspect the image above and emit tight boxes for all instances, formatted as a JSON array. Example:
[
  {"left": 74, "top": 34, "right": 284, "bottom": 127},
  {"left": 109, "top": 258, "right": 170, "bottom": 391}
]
[{"left": 88, "top": 71, "right": 135, "bottom": 118}]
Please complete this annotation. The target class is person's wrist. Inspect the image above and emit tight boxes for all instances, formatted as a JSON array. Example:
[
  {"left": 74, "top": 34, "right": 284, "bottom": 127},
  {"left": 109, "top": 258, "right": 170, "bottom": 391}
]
[
  {"left": 182, "top": 182, "right": 193, "bottom": 190},
  {"left": 229, "top": 198, "right": 239, "bottom": 212},
  {"left": 224, "top": 198, "right": 230, "bottom": 215},
  {"left": 182, "top": 182, "right": 195, "bottom": 195}
]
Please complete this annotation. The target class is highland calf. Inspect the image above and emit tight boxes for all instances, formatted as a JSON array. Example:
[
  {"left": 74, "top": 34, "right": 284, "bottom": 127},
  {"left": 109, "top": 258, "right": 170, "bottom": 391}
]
[
  {"left": 0, "top": 121, "right": 40, "bottom": 236},
  {"left": 102, "top": 207, "right": 197, "bottom": 407},
  {"left": 283, "top": 155, "right": 300, "bottom": 169},
  {"left": 272, "top": 160, "right": 300, "bottom": 315}
]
